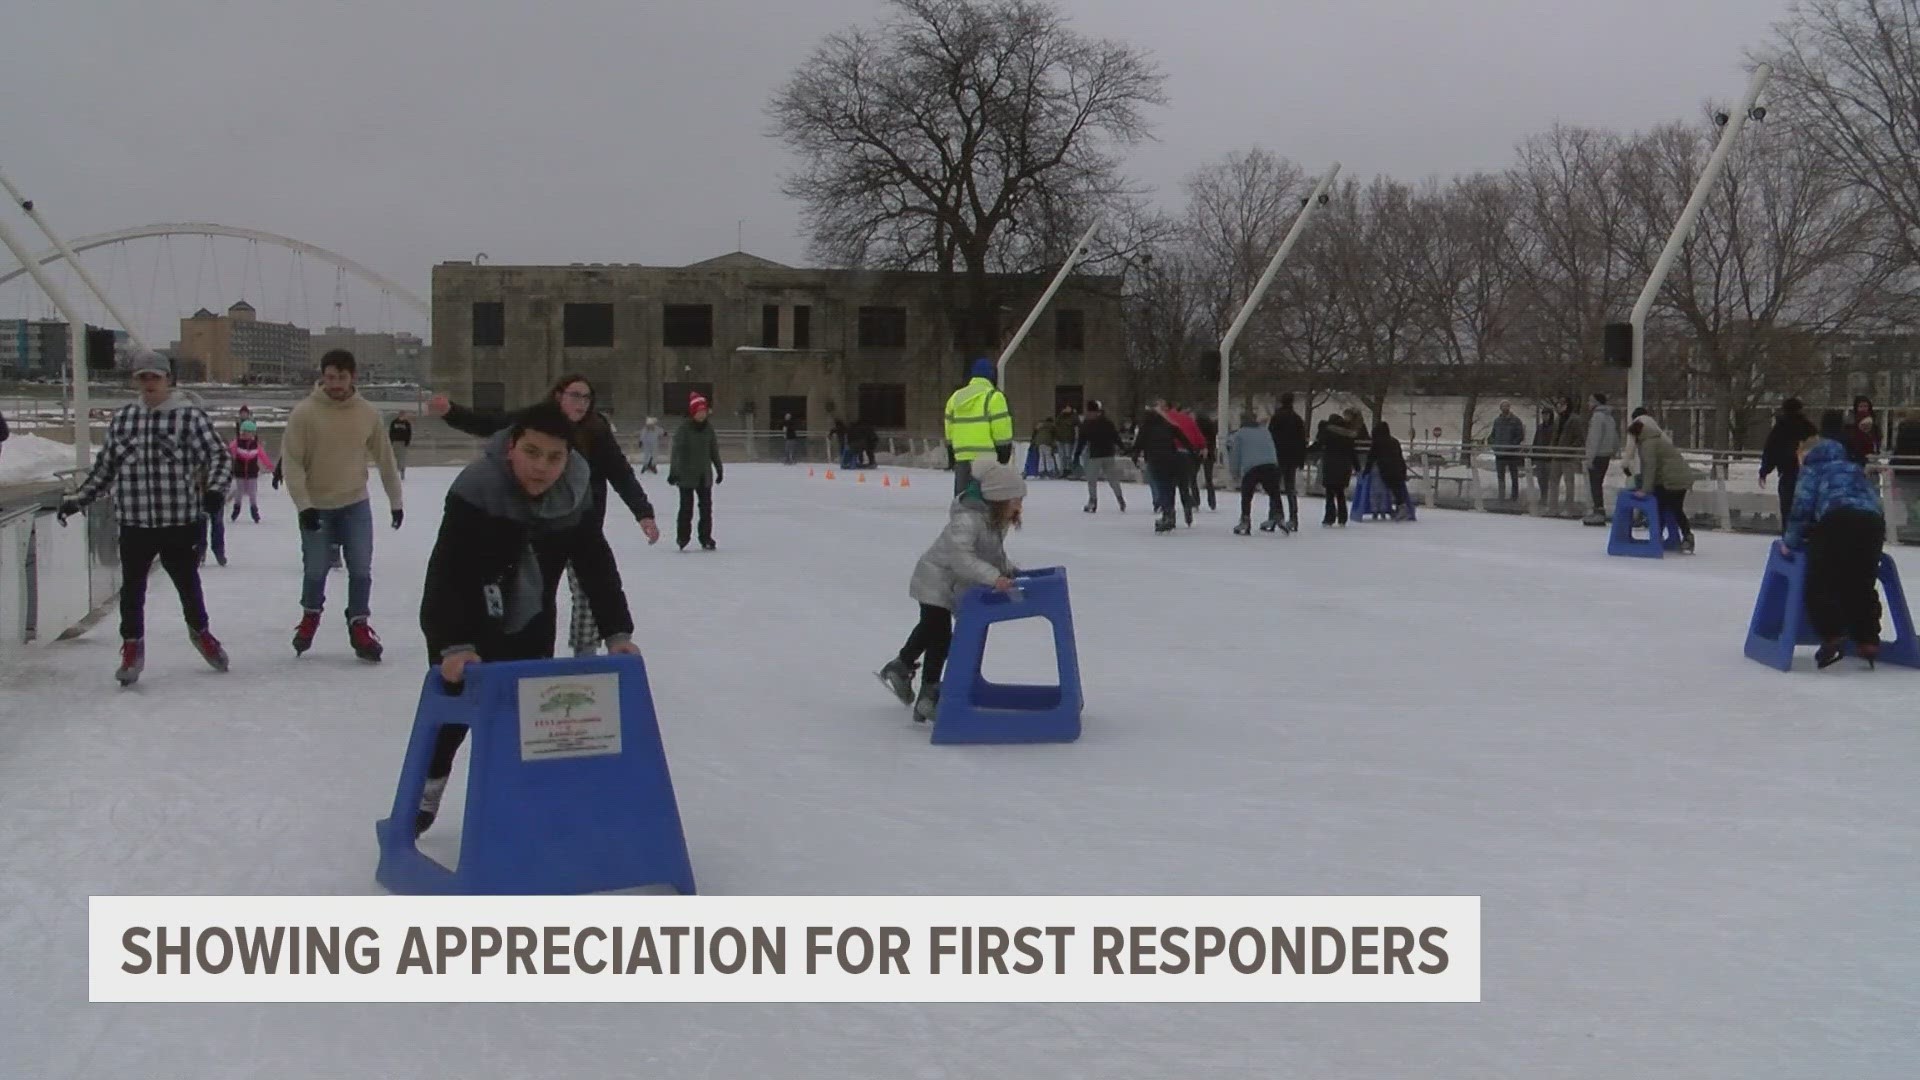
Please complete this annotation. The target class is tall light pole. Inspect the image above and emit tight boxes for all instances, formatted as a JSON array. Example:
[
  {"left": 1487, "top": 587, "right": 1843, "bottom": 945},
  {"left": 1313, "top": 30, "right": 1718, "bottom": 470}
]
[
  {"left": 0, "top": 167, "right": 148, "bottom": 351},
  {"left": 1627, "top": 64, "right": 1772, "bottom": 416},
  {"left": 998, "top": 220, "right": 1100, "bottom": 386},
  {"left": 1216, "top": 163, "right": 1341, "bottom": 426}
]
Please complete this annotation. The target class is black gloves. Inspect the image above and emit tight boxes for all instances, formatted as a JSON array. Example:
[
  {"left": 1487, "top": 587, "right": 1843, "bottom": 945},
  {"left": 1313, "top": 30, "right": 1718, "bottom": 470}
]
[
  {"left": 203, "top": 491, "right": 225, "bottom": 517},
  {"left": 272, "top": 473, "right": 282, "bottom": 490},
  {"left": 299, "top": 508, "right": 321, "bottom": 532},
  {"left": 391, "top": 509, "right": 404, "bottom": 530},
  {"left": 56, "top": 498, "right": 81, "bottom": 525},
  {"left": 997, "top": 445, "right": 1013, "bottom": 465},
  {"left": 714, "top": 469, "right": 723, "bottom": 485}
]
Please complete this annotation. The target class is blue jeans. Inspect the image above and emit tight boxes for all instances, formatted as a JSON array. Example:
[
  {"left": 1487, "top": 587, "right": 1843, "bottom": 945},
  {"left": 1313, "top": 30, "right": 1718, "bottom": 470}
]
[{"left": 300, "top": 499, "right": 373, "bottom": 621}]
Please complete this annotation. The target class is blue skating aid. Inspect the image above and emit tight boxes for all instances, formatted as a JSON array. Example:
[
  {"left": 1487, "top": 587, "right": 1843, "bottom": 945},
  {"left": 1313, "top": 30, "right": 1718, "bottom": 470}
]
[
  {"left": 1606, "top": 489, "right": 1683, "bottom": 558},
  {"left": 932, "top": 566, "right": 1083, "bottom": 745},
  {"left": 375, "top": 653, "right": 696, "bottom": 895},
  {"left": 1350, "top": 468, "right": 1406, "bottom": 521},
  {"left": 1743, "top": 544, "right": 1920, "bottom": 672}
]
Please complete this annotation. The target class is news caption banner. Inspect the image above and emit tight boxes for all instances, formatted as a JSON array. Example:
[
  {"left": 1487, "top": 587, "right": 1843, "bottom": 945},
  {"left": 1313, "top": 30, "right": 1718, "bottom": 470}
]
[{"left": 92, "top": 895, "right": 1479, "bottom": 1003}]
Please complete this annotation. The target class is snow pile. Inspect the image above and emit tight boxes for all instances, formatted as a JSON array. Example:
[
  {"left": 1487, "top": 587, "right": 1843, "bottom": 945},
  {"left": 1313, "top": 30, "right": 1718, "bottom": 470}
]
[{"left": 0, "top": 433, "right": 76, "bottom": 485}]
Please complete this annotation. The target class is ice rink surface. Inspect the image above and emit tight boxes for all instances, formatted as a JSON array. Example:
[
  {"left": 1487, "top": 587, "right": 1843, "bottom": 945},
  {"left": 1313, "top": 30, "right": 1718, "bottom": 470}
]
[{"left": 2, "top": 462, "right": 1915, "bottom": 1078}]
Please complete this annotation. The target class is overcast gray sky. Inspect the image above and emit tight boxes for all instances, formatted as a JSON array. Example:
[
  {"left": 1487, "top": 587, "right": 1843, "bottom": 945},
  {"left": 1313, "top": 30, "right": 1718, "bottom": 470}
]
[{"left": 3, "top": 0, "right": 1794, "bottom": 320}]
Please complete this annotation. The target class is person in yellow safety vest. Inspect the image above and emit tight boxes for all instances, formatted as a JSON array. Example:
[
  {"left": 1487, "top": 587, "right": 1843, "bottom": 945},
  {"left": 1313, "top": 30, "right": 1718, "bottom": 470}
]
[{"left": 944, "top": 357, "right": 1015, "bottom": 495}]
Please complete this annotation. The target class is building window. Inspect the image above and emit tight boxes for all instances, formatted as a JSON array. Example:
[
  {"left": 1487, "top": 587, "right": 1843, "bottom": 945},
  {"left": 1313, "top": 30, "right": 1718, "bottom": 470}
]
[
  {"left": 793, "top": 305, "right": 812, "bottom": 350},
  {"left": 770, "top": 394, "right": 807, "bottom": 429},
  {"left": 761, "top": 305, "right": 780, "bottom": 349},
  {"left": 858, "top": 306, "right": 907, "bottom": 349},
  {"left": 472, "top": 302, "right": 505, "bottom": 347},
  {"left": 1054, "top": 385, "right": 1084, "bottom": 414},
  {"left": 473, "top": 381, "right": 507, "bottom": 411},
  {"left": 857, "top": 383, "right": 908, "bottom": 428},
  {"left": 1055, "top": 308, "right": 1085, "bottom": 352},
  {"left": 663, "top": 304, "right": 714, "bottom": 348},
  {"left": 662, "top": 381, "right": 715, "bottom": 417},
  {"left": 563, "top": 303, "right": 615, "bottom": 347}
]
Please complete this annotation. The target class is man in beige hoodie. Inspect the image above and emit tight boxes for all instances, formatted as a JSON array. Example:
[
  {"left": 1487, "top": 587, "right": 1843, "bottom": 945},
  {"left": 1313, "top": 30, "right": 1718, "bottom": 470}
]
[{"left": 282, "top": 349, "right": 404, "bottom": 660}]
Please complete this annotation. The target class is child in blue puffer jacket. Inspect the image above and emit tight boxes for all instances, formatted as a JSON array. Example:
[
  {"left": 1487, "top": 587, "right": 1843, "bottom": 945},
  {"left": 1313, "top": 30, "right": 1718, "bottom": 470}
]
[{"left": 1781, "top": 423, "right": 1886, "bottom": 667}]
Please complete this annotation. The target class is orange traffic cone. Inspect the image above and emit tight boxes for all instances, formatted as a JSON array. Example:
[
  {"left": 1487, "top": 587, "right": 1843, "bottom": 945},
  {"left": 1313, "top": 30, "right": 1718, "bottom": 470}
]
[
  {"left": 858, "top": 472, "right": 867, "bottom": 484},
  {"left": 826, "top": 470, "right": 835, "bottom": 480},
  {"left": 882, "top": 474, "right": 891, "bottom": 487},
  {"left": 808, "top": 467, "right": 815, "bottom": 477},
  {"left": 900, "top": 475, "right": 911, "bottom": 488}
]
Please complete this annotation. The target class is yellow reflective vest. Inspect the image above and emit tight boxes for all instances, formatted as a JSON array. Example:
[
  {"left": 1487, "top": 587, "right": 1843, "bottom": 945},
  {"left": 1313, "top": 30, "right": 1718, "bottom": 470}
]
[{"left": 943, "top": 377, "right": 1013, "bottom": 462}]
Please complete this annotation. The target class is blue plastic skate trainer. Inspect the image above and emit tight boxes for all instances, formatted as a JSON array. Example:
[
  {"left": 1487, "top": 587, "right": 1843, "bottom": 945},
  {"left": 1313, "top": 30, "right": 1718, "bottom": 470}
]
[
  {"left": 1606, "top": 489, "right": 1684, "bottom": 558},
  {"left": 375, "top": 653, "right": 696, "bottom": 895},
  {"left": 932, "top": 566, "right": 1083, "bottom": 745},
  {"left": 1742, "top": 544, "right": 1920, "bottom": 672}
]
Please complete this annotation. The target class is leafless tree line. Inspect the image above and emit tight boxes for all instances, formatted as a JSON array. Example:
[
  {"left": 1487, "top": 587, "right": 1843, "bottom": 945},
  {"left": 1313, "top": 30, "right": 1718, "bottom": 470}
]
[{"left": 771, "top": 0, "right": 1920, "bottom": 448}]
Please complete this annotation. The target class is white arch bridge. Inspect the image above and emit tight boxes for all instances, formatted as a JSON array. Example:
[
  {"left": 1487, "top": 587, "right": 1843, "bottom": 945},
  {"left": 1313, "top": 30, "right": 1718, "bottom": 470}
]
[{"left": 0, "top": 222, "right": 428, "bottom": 317}]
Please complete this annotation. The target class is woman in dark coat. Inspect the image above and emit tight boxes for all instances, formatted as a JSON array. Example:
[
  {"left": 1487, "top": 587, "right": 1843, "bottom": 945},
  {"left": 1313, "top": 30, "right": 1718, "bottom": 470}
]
[
  {"left": 1367, "top": 420, "right": 1412, "bottom": 520},
  {"left": 1310, "top": 411, "right": 1362, "bottom": 526},
  {"left": 426, "top": 373, "right": 658, "bottom": 654}
]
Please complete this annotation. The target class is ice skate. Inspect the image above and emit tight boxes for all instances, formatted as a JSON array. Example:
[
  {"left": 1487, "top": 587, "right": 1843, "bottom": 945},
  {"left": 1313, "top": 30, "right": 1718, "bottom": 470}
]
[
  {"left": 1857, "top": 640, "right": 1880, "bottom": 669},
  {"left": 349, "top": 618, "right": 384, "bottom": 662},
  {"left": 1233, "top": 518, "right": 1252, "bottom": 536},
  {"left": 115, "top": 639, "right": 144, "bottom": 686},
  {"left": 292, "top": 610, "right": 321, "bottom": 655},
  {"left": 1154, "top": 512, "right": 1175, "bottom": 534},
  {"left": 1259, "top": 515, "right": 1280, "bottom": 533},
  {"left": 190, "top": 628, "right": 229, "bottom": 672},
  {"left": 1116, "top": 492, "right": 1126, "bottom": 512},
  {"left": 415, "top": 776, "right": 448, "bottom": 837},
  {"left": 876, "top": 658, "right": 916, "bottom": 706},
  {"left": 1815, "top": 640, "right": 1846, "bottom": 669},
  {"left": 1083, "top": 501, "right": 1097, "bottom": 514},
  {"left": 913, "top": 682, "right": 940, "bottom": 723},
  {"left": 1679, "top": 536, "right": 1695, "bottom": 555}
]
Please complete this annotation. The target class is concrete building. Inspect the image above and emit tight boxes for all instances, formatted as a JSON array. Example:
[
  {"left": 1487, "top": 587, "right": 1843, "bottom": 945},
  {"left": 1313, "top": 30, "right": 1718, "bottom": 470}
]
[
  {"left": 176, "top": 300, "right": 311, "bottom": 384},
  {"left": 429, "top": 252, "right": 1124, "bottom": 433},
  {"left": 308, "top": 327, "right": 429, "bottom": 385}
]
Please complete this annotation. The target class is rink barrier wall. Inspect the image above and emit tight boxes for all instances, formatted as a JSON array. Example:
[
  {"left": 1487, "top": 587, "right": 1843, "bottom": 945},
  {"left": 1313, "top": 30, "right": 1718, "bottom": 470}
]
[{"left": 0, "top": 494, "right": 119, "bottom": 652}]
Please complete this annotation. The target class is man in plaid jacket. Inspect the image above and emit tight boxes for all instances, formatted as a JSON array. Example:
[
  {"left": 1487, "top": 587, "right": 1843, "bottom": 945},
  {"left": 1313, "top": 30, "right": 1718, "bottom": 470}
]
[{"left": 60, "top": 351, "right": 232, "bottom": 685}]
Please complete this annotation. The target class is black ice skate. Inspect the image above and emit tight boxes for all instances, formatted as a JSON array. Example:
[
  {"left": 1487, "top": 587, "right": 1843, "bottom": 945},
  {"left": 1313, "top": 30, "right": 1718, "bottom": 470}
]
[
  {"left": 913, "top": 682, "right": 940, "bottom": 723},
  {"left": 415, "top": 776, "right": 448, "bottom": 837},
  {"left": 1233, "top": 518, "right": 1252, "bottom": 536},
  {"left": 877, "top": 658, "right": 916, "bottom": 706}
]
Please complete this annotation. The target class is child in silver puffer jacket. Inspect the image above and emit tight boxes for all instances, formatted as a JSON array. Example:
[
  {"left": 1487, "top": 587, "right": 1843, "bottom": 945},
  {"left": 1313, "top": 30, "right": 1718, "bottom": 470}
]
[{"left": 877, "top": 460, "right": 1026, "bottom": 721}]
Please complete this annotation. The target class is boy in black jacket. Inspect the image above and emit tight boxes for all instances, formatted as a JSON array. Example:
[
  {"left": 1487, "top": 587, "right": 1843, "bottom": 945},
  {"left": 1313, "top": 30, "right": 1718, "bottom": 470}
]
[{"left": 414, "top": 401, "right": 641, "bottom": 836}]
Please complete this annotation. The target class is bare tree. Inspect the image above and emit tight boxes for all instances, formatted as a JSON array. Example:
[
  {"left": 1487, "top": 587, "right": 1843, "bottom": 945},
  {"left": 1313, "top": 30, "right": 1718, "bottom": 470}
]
[
  {"left": 1328, "top": 177, "right": 1431, "bottom": 427},
  {"left": 1508, "top": 126, "right": 1641, "bottom": 403},
  {"left": 1119, "top": 247, "right": 1209, "bottom": 411},
  {"left": 1766, "top": 0, "right": 1920, "bottom": 293},
  {"left": 1181, "top": 148, "right": 1308, "bottom": 338},
  {"left": 1612, "top": 116, "right": 1891, "bottom": 447},
  {"left": 1412, "top": 174, "right": 1525, "bottom": 442},
  {"left": 767, "top": 0, "right": 1166, "bottom": 357},
  {"left": 1257, "top": 220, "right": 1355, "bottom": 424}
]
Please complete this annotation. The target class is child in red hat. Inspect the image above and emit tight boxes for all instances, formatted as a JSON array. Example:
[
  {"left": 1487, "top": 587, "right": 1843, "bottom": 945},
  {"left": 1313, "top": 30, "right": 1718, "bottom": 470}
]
[{"left": 669, "top": 391, "right": 723, "bottom": 549}]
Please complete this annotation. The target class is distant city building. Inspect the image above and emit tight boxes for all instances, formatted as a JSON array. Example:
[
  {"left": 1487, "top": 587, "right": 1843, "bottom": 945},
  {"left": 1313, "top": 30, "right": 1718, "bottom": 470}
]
[
  {"left": 176, "top": 300, "right": 310, "bottom": 383},
  {"left": 308, "top": 327, "right": 429, "bottom": 384},
  {"left": 0, "top": 318, "right": 70, "bottom": 379}
]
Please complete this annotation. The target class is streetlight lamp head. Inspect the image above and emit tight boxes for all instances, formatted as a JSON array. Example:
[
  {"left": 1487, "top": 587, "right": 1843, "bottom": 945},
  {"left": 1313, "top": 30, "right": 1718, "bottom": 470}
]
[
  {"left": 1714, "top": 111, "right": 1731, "bottom": 127},
  {"left": 1748, "top": 105, "right": 1767, "bottom": 121}
]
